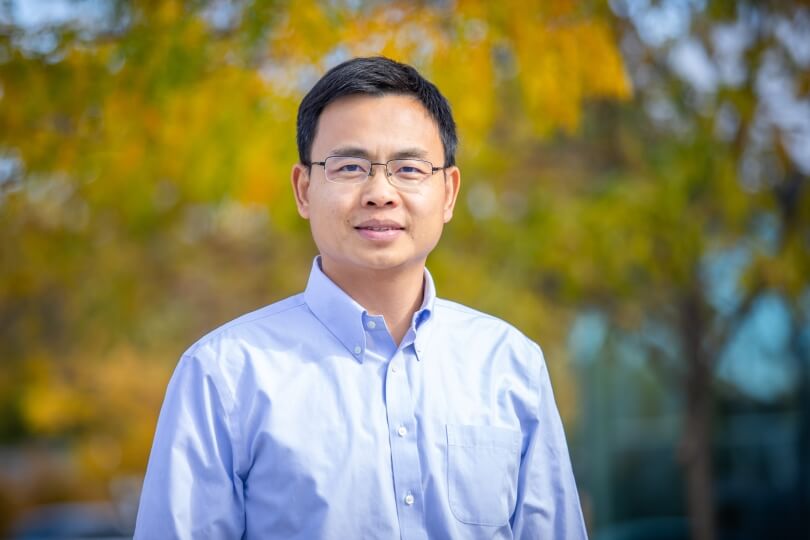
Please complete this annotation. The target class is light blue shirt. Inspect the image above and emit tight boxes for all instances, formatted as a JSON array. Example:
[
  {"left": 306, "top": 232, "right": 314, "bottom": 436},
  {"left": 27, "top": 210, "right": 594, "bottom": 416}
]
[{"left": 134, "top": 258, "right": 587, "bottom": 539}]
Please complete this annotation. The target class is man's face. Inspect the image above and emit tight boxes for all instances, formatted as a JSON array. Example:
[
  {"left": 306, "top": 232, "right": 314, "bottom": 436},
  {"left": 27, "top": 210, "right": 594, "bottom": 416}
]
[{"left": 291, "top": 94, "right": 460, "bottom": 280}]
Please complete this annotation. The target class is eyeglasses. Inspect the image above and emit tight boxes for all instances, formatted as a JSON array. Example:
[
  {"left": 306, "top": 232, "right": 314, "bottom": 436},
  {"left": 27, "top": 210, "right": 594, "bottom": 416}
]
[{"left": 310, "top": 156, "right": 447, "bottom": 189}]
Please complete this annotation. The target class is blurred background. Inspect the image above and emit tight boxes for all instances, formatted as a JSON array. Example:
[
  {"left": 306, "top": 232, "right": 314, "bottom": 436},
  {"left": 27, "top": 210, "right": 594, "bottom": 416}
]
[{"left": 1, "top": 0, "right": 808, "bottom": 538}]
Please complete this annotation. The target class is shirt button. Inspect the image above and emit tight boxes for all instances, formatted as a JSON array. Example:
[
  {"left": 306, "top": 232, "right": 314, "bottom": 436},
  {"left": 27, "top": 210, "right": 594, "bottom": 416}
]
[
  {"left": 391, "top": 365, "right": 398, "bottom": 373},
  {"left": 366, "top": 320, "right": 376, "bottom": 330},
  {"left": 353, "top": 345, "right": 362, "bottom": 355},
  {"left": 404, "top": 493, "right": 415, "bottom": 506},
  {"left": 397, "top": 425, "right": 407, "bottom": 437}
]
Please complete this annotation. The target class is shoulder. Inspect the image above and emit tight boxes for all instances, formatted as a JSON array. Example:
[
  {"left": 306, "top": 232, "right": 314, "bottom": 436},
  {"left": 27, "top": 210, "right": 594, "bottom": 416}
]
[
  {"left": 432, "top": 298, "right": 544, "bottom": 358},
  {"left": 182, "top": 292, "right": 309, "bottom": 363},
  {"left": 434, "top": 297, "right": 505, "bottom": 323},
  {"left": 433, "top": 298, "right": 538, "bottom": 342},
  {"left": 166, "top": 293, "right": 311, "bottom": 404},
  {"left": 430, "top": 299, "right": 549, "bottom": 409}
]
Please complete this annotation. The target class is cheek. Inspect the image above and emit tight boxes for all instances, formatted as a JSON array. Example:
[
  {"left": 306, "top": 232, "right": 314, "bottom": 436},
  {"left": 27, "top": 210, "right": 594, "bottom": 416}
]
[
  {"left": 412, "top": 205, "right": 447, "bottom": 239},
  {"left": 310, "top": 196, "right": 350, "bottom": 236}
]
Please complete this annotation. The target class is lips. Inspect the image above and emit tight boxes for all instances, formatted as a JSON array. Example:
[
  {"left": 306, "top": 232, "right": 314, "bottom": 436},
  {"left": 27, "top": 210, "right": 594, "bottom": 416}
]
[
  {"left": 358, "top": 226, "right": 401, "bottom": 232},
  {"left": 353, "top": 219, "right": 405, "bottom": 231},
  {"left": 354, "top": 219, "right": 405, "bottom": 241}
]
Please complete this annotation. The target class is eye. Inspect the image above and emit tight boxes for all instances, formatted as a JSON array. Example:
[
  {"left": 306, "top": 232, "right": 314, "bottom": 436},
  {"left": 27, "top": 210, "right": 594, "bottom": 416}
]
[
  {"left": 325, "top": 157, "right": 370, "bottom": 179},
  {"left": 392, "top": 159, "right": 431, "bottom": 180}
]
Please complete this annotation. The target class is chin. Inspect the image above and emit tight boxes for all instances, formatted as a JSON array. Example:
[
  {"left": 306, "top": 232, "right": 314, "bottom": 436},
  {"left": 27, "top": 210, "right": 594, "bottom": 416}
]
[
  {"left": 321, "top": 246, "right": 426, "bottom": 275},
  {"left": 353, "top": 251, "right": 422, "bottom": 273},
  {"left": 359, "top": 256, "right": 408, "bottom": 271}
]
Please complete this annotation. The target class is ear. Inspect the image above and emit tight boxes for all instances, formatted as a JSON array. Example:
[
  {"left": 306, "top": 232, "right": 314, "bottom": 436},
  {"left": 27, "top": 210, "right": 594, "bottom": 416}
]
[
  {"left": 442, "top": 166, "right": 461, "bottom": 223},
  {"left": 291, "top": 163, "right": 312, "bottom": 219}
]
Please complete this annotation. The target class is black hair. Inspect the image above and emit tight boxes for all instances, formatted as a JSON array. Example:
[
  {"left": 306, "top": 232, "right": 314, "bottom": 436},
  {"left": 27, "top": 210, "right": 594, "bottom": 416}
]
[{"left": 296, "top": 56, "right": 458, "bottom": 167}]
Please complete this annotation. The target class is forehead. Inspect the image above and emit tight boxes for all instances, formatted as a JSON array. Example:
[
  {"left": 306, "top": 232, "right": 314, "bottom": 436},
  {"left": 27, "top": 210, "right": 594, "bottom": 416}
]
[{"left": 312, "top": 94, "right": 443, "bottom": 158}]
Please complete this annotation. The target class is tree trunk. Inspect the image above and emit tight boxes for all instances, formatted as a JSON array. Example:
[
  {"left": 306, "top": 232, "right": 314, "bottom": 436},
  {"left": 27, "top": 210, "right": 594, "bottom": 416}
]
[{"left": 678, "top": 291, "right": 715, "bottom": 540}]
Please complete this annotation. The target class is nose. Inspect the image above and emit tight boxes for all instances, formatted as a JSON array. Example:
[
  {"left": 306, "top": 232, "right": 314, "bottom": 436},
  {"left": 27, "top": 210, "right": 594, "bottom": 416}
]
[{"left": 360, "top": 164, "right": 399, "bottom": 207}]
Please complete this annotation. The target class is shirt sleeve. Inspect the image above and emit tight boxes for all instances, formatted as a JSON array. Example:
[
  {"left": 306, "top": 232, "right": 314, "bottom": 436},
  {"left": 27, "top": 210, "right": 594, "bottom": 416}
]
[
  {"left": 510, "top": 343, "right": 589, "bottom": 540},
  {"left": 134, "top": 352, "right": 245, "bottom": 539}
]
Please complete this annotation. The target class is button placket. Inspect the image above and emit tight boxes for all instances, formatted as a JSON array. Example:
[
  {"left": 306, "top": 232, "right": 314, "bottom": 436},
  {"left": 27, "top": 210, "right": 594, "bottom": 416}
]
[{"left": 384, "top": 349, "right": 426, "bottom": 538}]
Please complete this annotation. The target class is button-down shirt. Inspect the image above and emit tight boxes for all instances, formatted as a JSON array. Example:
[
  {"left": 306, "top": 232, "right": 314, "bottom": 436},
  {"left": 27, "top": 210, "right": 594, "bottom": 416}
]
[{"left": 134, "top": 258, "right": 588, "bottom": 539}]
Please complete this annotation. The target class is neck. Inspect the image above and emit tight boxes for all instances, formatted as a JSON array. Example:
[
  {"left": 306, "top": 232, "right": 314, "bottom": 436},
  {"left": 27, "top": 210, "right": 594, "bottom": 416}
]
[{"left": 321, "top": 259, "right": 425, "bottom": 345}]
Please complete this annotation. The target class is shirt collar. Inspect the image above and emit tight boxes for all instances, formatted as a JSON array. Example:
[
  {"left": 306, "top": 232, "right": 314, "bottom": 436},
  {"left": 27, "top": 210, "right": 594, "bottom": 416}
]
[{"left": 303, "top": 257, "right": 436, "bottom": 361}]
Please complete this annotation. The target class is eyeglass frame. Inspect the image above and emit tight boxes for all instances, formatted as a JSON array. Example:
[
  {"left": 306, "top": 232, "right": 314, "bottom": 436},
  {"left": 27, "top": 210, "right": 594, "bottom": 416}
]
[{"left": 307, "top": 155, "right": 449, "bottom": 187}]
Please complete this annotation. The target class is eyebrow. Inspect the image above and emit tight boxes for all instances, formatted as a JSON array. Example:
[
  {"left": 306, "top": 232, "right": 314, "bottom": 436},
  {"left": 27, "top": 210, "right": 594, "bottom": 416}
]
[{"left": 329, "top": 146, "right": 431, "bottom": 161}]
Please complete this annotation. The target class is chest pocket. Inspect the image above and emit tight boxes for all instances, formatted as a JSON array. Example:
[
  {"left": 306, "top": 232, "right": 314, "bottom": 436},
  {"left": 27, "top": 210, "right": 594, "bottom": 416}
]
[{"left": 446, "top": 424, "right": 522, "bottom": 527}]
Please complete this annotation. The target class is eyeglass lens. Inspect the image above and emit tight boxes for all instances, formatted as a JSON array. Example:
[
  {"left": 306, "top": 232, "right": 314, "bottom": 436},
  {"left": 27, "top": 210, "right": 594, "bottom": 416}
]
[{"left": 324, "top": 156, "right": 433, "bottom": 184}]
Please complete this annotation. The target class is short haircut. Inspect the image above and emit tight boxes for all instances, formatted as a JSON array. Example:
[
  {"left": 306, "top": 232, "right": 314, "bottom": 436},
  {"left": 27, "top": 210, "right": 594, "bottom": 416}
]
[{"left": 296, "top": 56, "right": 458, "bottom": 167}]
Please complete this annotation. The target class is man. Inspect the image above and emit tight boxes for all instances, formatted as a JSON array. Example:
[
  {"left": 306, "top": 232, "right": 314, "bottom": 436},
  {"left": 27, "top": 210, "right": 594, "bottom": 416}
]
[{"left": 134, "top": 56, "right": 587, "bottom": 539}]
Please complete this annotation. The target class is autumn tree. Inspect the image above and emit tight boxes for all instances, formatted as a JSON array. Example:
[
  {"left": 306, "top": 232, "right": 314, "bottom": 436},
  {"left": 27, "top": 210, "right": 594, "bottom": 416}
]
[
  {"left": 448, "top": 1, "right": 809, "bottom": 539},
  {"left": 0, "top": 0, "right": 629, "bottom": 532}
]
